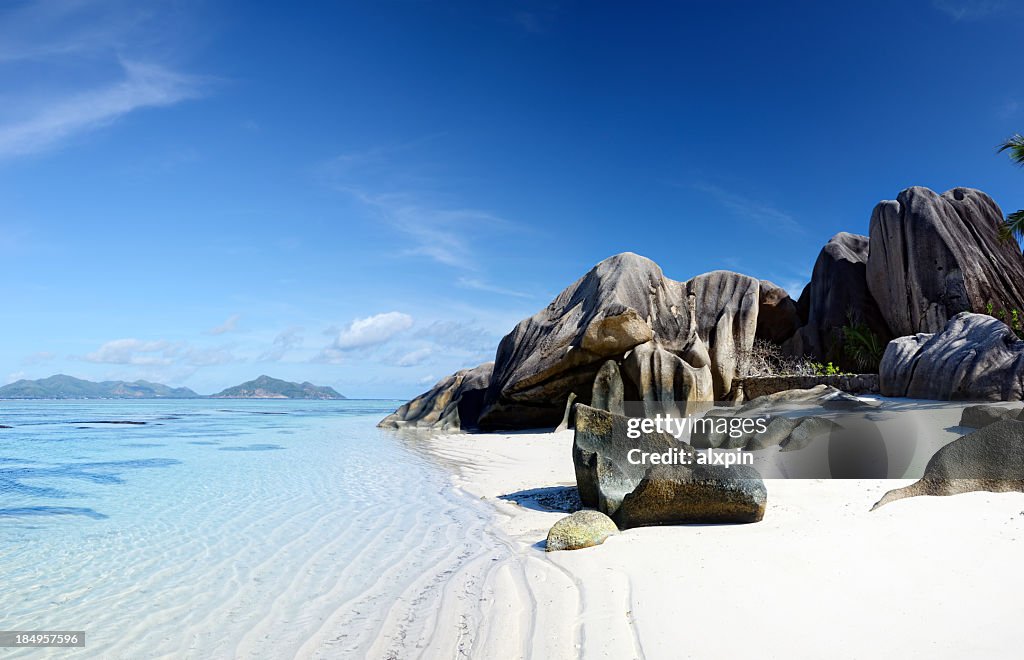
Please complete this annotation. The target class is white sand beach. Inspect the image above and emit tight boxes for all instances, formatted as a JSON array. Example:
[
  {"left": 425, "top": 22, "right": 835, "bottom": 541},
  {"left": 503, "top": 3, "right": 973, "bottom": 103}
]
[{"left": 423, "top": 409, "right": 1024, "bottom": 659}]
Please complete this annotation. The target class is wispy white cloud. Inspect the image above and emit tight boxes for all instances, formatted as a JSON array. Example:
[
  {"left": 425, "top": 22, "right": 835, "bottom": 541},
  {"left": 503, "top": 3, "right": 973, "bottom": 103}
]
[
  {"left": 692, "top": 182, "right": 804, "bottom": 234},
  {"left": 207, "top": 313, "right": 241, "bottom": 335},
  {"left": 82, "top": 338, "right": 239, "bottom": 367},
  {"left": 21, "top": 351, "right": 56, "bottom": 365},
  {"left": 259, "top": 327, "right": 304, "bottom": 362},
  {"left": 456, "top": 276, "right": 534, "bottom": 298},
  {"left": 997, "top": 100, "right": 1020, "bottom": 119},
  {"left": 322, "top": 141, "right": 521, "bottom": 270},
  {"left": 419, "top": 320, "right": 497, "bottom": 353},
  {"left": 509, "top": 3, "right": 563, "bottom": 34},
  {"left": 339, "top": 186, "right": 514, "bottom": 270},
  {"left": 0, "top": 0, "right": 147, "bottom": 63},
  {"left": 85, "top": 338, "right": 177, "bottom": 365},
  {"left": 182, "top": 346, "right": 236, "bottom": 367},
  {"left": 0, "top": 60, "right": 204, "bottom": 159},
  {"left": 932, "top": 0, "right": 1013, "bottom": 20}
]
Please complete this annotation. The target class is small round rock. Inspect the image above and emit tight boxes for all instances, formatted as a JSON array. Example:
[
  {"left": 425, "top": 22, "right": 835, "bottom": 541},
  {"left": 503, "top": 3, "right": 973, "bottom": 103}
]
[{"left": 545, "top": 510, "right": 618, "bottom": 552}]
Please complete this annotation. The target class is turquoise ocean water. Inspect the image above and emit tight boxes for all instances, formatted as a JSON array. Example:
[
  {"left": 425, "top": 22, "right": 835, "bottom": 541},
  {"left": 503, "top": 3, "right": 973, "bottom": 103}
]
[{"left": 0, "top": 400, "right": 502, "bottom": 658}]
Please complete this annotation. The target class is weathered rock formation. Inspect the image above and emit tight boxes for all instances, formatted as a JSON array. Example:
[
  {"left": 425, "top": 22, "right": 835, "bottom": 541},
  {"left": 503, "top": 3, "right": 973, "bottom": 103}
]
[
  {"left": 572, "top": 404, "right": 766, "bottom": 528},
  {"left": 545, "top": 510, "right": 618, "bottom": 552},
  {"left": 590, "top": 360, "right": 625, "bottom": 415},
  {"left": 959, "top": 404, "right": 1024, "bottom": 429},
  {"left": 573, "top": 404, "right": 683, "bottom": 514},
  {"left": 379, "top": 185, "right": 1024, "bottom": 432},
  {"left": 614, "top": 463, "right": 766, "bottom": 528},
  {"left": 756, "top": 280, "right": 800, "bottom": 343},
  {"left": 377, "top": 362, "right": 493, "bottom": 431},
  {"left": 879, "top": 313, "right": 1024, "bottom": 400},
  {"left": 476, "top": 254, "right": 768, "bottom": 429},
  {"left": 867, "top": 186, "right": 1024, "bottom": 337},
  {"left": 783, "top": 232, "right": 890, "bottom": 367},
  {"left": 872, "top": 420, "right": 1024, "bottom": 509},
  {"left": 736, "top": 374, "right": 879, "bottom": 401}
]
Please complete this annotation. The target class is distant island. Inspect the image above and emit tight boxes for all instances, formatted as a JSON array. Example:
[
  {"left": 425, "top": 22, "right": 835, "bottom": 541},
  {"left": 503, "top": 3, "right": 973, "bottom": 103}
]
[
  {"left": 0, "top": 374, "right": 346, "bottom": 400},
  {"left": 210, "top": 375, "right": 346, "bottom": 400}
]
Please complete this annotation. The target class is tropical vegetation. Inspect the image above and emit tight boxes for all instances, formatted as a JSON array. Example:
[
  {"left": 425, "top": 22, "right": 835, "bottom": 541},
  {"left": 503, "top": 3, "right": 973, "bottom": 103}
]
[{"left": 997, "top": 134, "right": 1024, "bottom": 244}]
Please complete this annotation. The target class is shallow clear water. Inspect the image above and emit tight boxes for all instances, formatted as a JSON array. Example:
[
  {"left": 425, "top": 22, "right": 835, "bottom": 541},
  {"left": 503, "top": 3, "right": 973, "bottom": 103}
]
[{"left": 0, "top": 400, "right": 501, "bottom": 658}]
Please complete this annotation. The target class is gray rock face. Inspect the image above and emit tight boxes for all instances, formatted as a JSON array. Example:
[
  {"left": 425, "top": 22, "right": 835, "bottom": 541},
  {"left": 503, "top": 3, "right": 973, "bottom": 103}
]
[
  {"left": 545, "top": 510, "right": 618, "bottom": 552},
  {"left": 756, "top": 280, "right": 800, "bottom": 343},
  {"left": 689, "top": 270, "right": 761, "bottom": 399},
  {"left": 879, "top": 313, "right": 1024, "bottom": 400},
  {"left": 867, "top": 186, "right": 1024, "bottom": 337},
  {"left": 783, "top": 232, "right": 890, "bottom": 367},
  {"left": 477, "top": 254, "right": 762, "bottom": 430},
  {"left": 572, "top": 404, "right": 766, "bottom": 527},
  {"left": 737, "top": 374, "right": 879, "bottom": 401},
  {"left": 959, "top": 405, "right": 1024, "bottom": 429},
  {"left": 572, "top": 404, "right": 683, "bottom": 514},
  {"left": 378, "top": 362, "right": 493, "bottom": 431},
  {"left": 620, "top": 341, "right": 713, "bottom": 407},
  {"left": 591, "top": 360, "right": 625, "bottom": 415},
  {"left": 614, "top": 464, "right": 766, "bottom": 528},
  {"left": 873, "top": 420, "right": 1024, "bottom": 509}
]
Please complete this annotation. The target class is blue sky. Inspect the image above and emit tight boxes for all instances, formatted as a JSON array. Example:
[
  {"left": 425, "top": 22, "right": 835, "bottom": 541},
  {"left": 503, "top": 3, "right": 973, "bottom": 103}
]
[{"left": 0, "top": 0, "right": 1021, "bottom": 398}]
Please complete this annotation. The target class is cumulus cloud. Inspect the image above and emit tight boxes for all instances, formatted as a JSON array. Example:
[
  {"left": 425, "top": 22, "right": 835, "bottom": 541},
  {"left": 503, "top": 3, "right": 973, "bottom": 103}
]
[
  {"left": 394, "top": 347, "right": 432, "bottom": 367},
  {"left": 333, "top": 312, "right": 413, "bottom": 350}
]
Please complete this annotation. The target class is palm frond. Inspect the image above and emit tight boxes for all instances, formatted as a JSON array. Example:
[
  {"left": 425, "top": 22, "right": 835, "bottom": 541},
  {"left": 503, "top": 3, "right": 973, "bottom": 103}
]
[
  {"left": 998, "top": 134, "right": 1024, "bottom": 166},
  {"left": 1000, "top": 209, "right": 1024, "bottom": 244}
]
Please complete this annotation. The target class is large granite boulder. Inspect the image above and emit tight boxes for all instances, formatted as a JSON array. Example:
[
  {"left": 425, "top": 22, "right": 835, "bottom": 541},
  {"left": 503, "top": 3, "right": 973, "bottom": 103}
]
[
  {"left": 477, "top": 254, "right": 762, "bottom": 430},
  {"left": 572, "top": 404, "right": 766, "bottom": 527},
  {"left": 867, "top": 186, "right": 1024, "bottom": 337},
  {"left": 545, "top": 510, "right": 618, "bottom": 552},
  {"left": 572, "top": 404, "right": 683, "bottom": 514},
  {"left": 689, "top": 270, "right": 760, "bottom": 398},
  {"left": 959, "top": 405, "right": 1024, "bottom": 429},
  {"left": 620, "top": 341, "right": 713, "bottom": 407},
  {"left": 783, "top": 232, "right": 890, "bottom": 367},
  {"left": 879, "top": 313, "right": 1024, "bottom": 400},
  {"left": 756, "top": 280, "right": 800, "bottom": 343},
  {"left": 614, "top": 464, "right": 766, "bottom": 528},
  {"left": 872, "top": 420, "right": 1024, "bottom": 509},
  {"left": 378, "top": 362, "right": 493, "bottom": 431},
  {"left": 591, "top": 360, "right": 625, "bottom": 415}
]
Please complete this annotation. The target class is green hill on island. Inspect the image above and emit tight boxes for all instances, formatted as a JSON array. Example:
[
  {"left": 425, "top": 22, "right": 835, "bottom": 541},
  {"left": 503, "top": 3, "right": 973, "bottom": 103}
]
[
  {"left": 210, "top": 375, "right": 346, "bottom": 399},
  {"left": 0, "top": 375, "right": 201, "bottom": 399}
]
